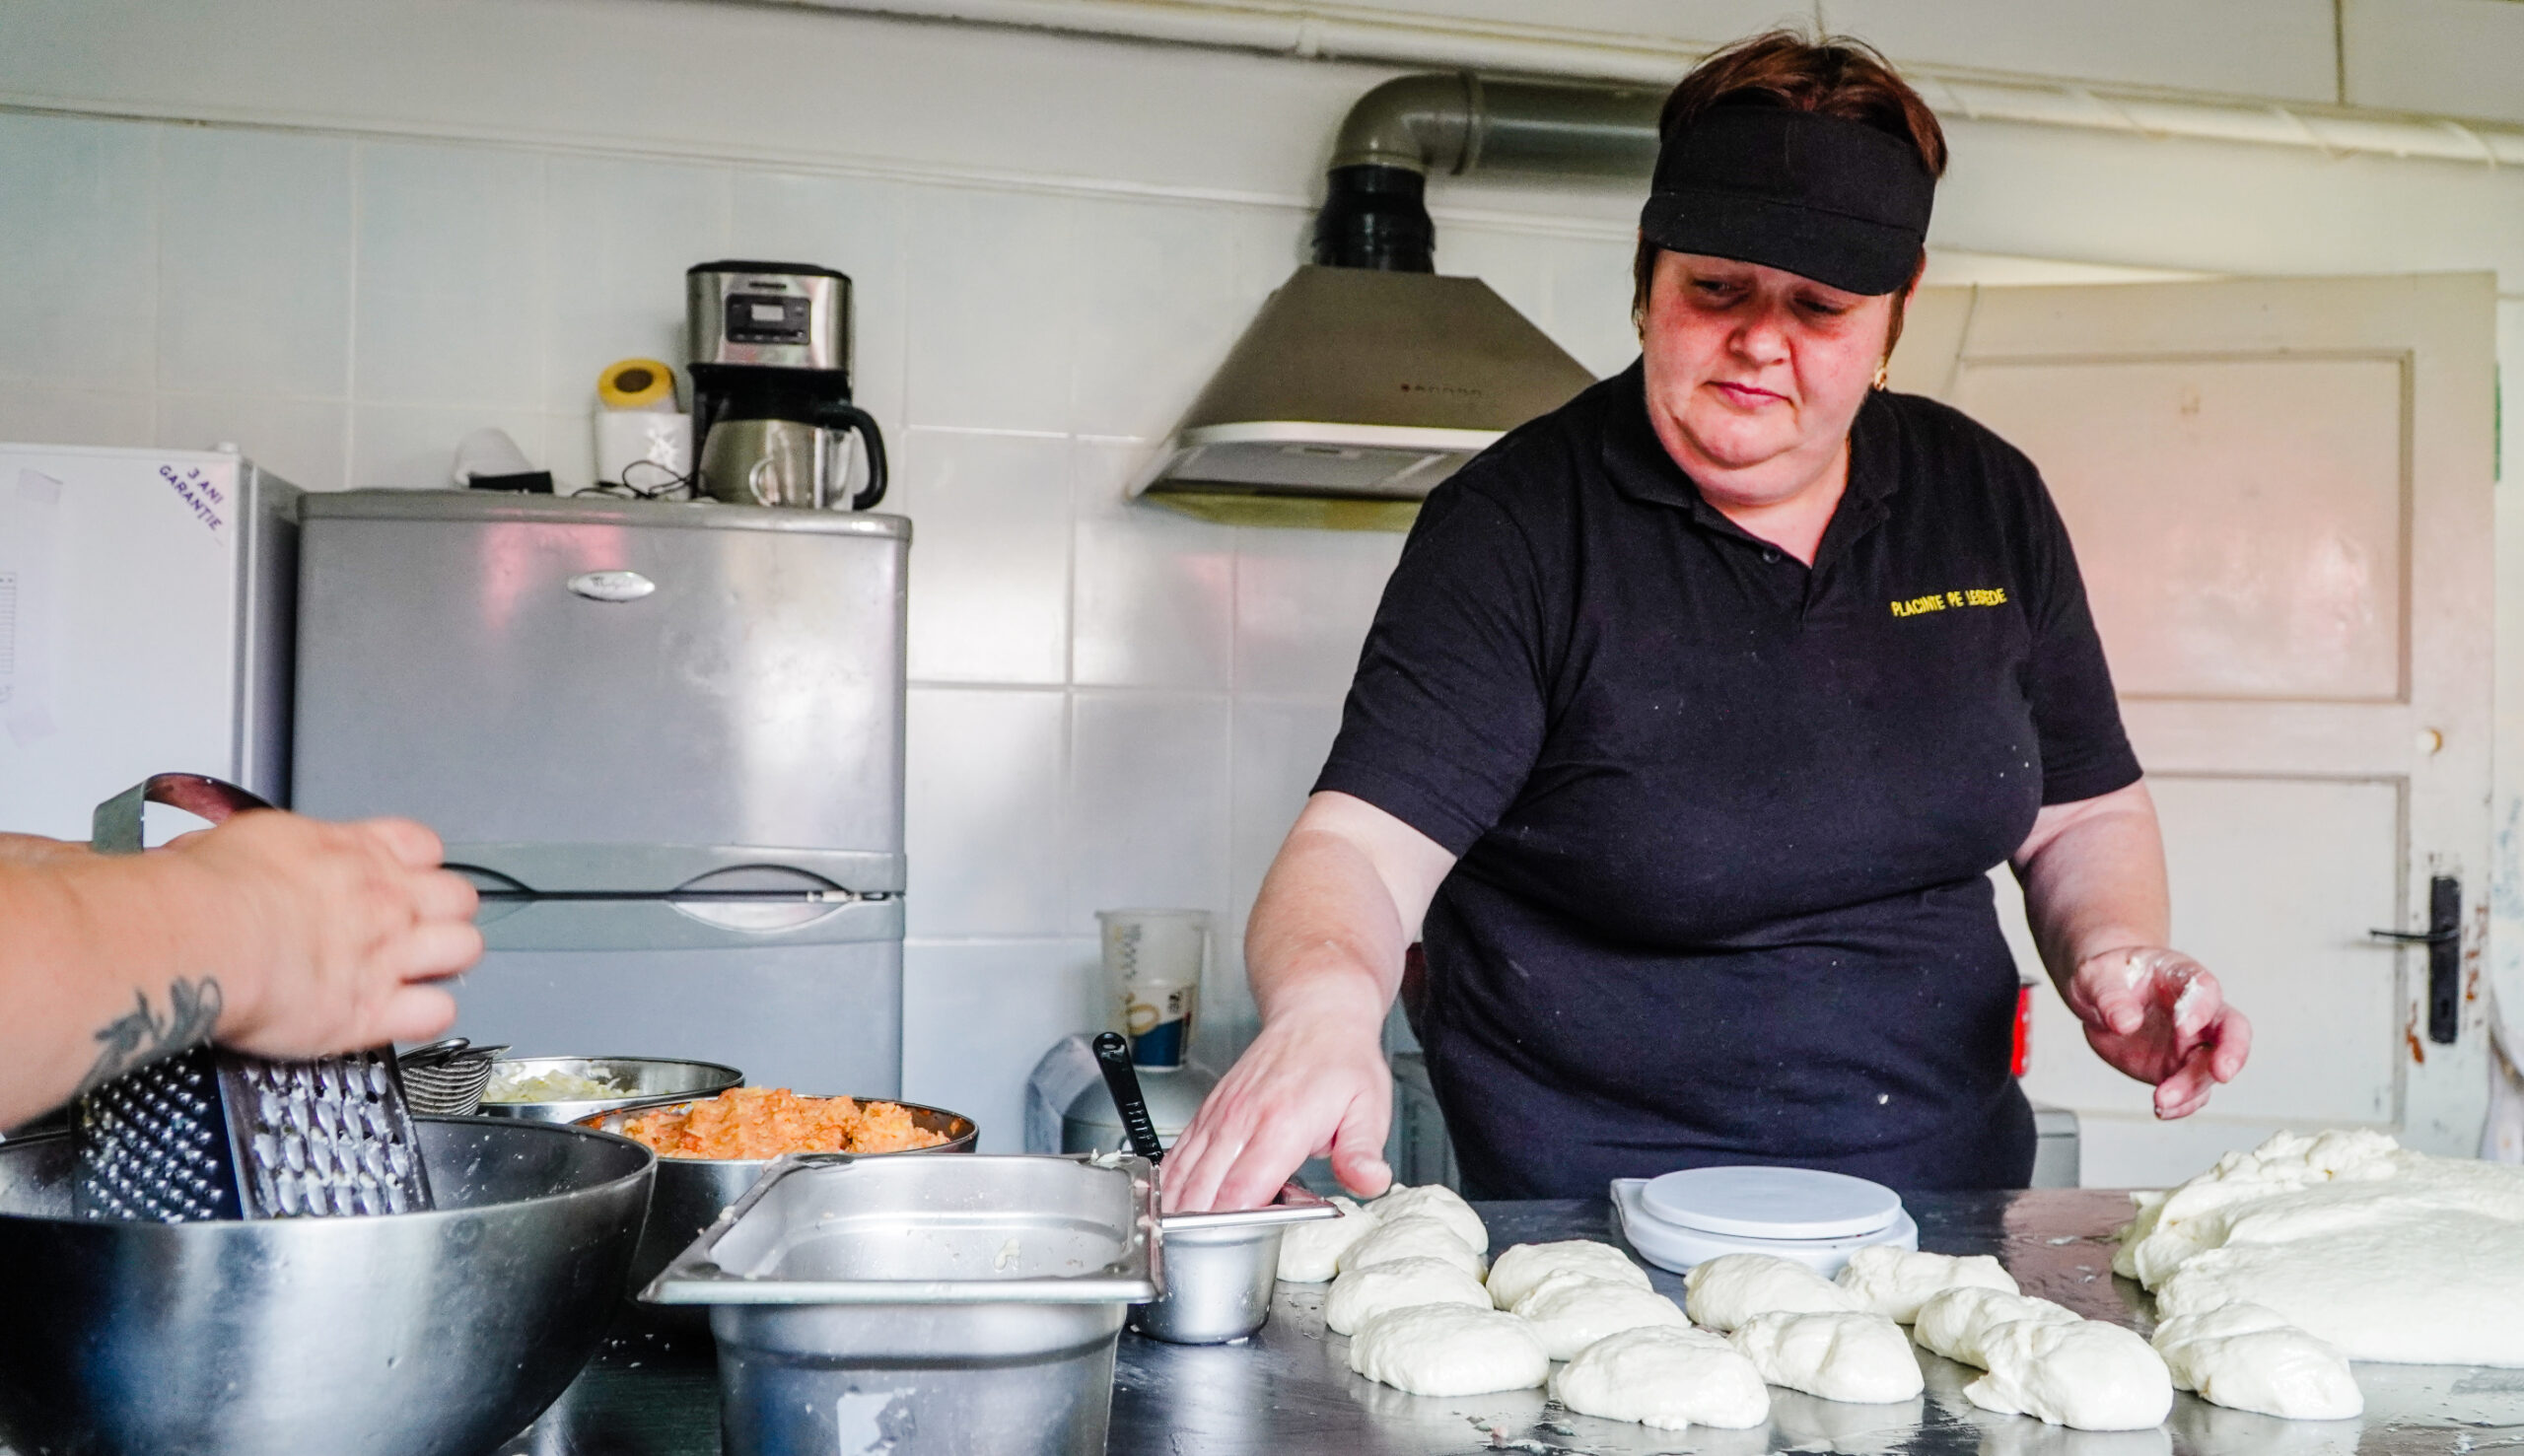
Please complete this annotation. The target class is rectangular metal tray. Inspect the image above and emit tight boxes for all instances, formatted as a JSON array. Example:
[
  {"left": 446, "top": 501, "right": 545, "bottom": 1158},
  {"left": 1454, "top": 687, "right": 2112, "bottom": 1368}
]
[{"left": 643, "top": 1150, "right": 1158, "bottom": 1306}]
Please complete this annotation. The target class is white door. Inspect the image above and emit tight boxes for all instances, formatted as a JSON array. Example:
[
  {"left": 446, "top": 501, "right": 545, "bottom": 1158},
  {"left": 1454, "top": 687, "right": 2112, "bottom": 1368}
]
[{"left": 1890, "top": 274, "right": 2499, "bottom": 1185}]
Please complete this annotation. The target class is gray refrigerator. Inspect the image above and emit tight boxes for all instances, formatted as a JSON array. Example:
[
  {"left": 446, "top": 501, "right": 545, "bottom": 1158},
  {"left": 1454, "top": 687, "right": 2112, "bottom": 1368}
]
[{"left": 291, "top": 491, "right": 908, "bottom": 1093}]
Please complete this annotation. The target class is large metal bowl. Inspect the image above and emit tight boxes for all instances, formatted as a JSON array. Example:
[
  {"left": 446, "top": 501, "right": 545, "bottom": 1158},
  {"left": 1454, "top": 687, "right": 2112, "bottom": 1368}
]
[
  {"left": 474, "top": 1054, "right": 744, "bottom": 1124},
  {"left": 581, "top": 1095, "right": 975, "bottom": 1303},
  {"left": 0, "top": 1117, "right": 653, "bottom": 1456}
]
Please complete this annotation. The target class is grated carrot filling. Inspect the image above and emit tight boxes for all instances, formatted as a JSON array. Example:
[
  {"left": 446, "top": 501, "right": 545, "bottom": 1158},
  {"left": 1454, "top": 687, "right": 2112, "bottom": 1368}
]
[{"left": 618, "top": 1086, "right": 948, "bottom": 1159}]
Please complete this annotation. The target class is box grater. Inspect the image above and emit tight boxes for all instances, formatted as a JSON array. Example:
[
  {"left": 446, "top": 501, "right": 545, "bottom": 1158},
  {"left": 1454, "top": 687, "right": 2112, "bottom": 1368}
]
[{"left": 69, "top": 775, "right": 435, "bottom": 1222}]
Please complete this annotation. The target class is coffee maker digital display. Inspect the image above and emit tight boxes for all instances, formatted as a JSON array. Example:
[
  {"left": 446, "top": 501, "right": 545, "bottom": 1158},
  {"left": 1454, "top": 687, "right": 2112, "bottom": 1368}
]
[{"left": 687, "top": 261, "right": 888, "bottom": 512}]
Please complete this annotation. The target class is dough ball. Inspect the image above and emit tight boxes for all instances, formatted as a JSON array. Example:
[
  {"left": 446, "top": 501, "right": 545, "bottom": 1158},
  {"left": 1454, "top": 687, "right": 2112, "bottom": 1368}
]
[
  {"left": 1965, "top": 1318, "right": 2173, "bottom": 1431},
  {"left": 1835, "top": 1244, "right": 2017, "bottom": 1323},
  {"left": 1728, "top": 1309, "right": 1925, "bottom": 1404},
  {"left": 1508, "top": 1273, "right": 1692, "bottom": 1360},
  {"left": 1349, "top": 1302, "right": 1549, "bottom": 1396},
  {"left": 1278, "top": 1196, "right": 1377, "bottom": 1283},
  {"left": 1372, "top": 1183, "right": 1489, "bottom": 1254},
  {"left": 1339, "top": 1213, "right": 1486, "bottom": 1281},
  {"left": 1683, "top": 1252, "right": 1858, "bottom": 1332},
  {"left": 1486, "top": 1238, "right": 1650, "bottom": 1309},
  {"left": 1551, "top": 1325, "right": 1770, "bottom": 1430},
  {"left": 1912, "top": 1286, "right": 2080, "bottom": 1367},
  {"left": 2153, "top": 1303, "right": 2361, "bottom": 1421},
  {"left": 1324, "top": 1255, "right": 1491, "bottom": 1335}
]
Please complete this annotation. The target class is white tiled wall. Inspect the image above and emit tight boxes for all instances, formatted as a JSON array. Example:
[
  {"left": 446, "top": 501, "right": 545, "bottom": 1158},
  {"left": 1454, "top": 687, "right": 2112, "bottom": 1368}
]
[{"left": 0, "top": 104, "right": 1629, "bottom": 1151}]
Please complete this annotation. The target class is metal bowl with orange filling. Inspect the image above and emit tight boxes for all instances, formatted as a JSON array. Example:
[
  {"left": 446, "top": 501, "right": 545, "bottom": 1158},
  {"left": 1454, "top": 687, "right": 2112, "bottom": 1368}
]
[{"left": 583, "top": 1089, "right": 977, "bottom": 1315}]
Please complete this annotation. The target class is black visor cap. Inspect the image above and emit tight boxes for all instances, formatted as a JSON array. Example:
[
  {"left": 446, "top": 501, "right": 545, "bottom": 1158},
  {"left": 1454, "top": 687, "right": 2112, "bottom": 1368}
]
[{"left": 1639, "top": 106, "right": 1933, "bottom": 297}]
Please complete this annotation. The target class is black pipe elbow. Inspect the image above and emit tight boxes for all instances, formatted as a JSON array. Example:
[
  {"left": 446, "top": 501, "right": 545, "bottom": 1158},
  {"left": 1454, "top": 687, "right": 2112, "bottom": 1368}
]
[{"left": 1310, "top": 164, "right": 1435, "bottom": 273}]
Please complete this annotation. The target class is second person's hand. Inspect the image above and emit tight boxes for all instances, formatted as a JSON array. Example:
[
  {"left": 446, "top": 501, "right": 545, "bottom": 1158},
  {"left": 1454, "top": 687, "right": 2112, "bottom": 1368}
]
[{"left": 1161, "top": 1001, "right": 1393, "bottom": 1213}]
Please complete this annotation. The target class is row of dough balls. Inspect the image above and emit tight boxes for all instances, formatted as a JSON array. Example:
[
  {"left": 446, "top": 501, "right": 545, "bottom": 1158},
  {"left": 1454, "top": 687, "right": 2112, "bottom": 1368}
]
[{"left": 1290, "top": 1198, "right": 2358, "bottom": 1435}]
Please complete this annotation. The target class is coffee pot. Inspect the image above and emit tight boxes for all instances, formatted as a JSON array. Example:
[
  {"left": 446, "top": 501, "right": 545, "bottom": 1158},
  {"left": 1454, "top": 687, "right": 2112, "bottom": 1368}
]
[{"left": 686, "top": 261, "right": 888, "bottom": 511}]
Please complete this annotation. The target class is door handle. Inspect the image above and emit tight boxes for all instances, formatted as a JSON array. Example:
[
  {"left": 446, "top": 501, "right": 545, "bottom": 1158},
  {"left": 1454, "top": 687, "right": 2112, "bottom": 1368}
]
[{"left": 2369, "top": 874, "right": 2461, "bottom": 1045}]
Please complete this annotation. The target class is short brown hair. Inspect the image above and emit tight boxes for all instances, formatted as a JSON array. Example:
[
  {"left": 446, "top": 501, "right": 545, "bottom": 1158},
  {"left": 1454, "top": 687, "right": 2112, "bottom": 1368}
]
[{"left": 1633, "top": 33, "right": 1947, "bottom": 347}]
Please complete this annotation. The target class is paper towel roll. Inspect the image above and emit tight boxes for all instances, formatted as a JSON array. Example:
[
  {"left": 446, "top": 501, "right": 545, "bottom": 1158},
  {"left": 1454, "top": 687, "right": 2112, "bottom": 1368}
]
[{"left": 597, "top": 358, "right": 678, "bottom": 412}]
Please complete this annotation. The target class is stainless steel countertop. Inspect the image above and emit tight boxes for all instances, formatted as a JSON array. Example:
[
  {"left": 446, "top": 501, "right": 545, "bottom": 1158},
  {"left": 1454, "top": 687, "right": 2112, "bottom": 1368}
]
[{"left": 495, "top": 1190, "right": 2524, "bottom": 1456}]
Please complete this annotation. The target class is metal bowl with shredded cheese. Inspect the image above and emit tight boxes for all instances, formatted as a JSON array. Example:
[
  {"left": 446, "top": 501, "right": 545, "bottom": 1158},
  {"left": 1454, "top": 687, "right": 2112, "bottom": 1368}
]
[{"left": 471, "top": 1057, "right": 745, "bottom": 1124}]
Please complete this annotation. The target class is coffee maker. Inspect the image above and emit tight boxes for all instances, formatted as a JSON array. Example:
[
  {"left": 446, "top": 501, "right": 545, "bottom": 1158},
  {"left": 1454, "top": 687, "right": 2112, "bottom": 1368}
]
[{"left": 686, "top": 261, "right": 888, "bottom": 511}]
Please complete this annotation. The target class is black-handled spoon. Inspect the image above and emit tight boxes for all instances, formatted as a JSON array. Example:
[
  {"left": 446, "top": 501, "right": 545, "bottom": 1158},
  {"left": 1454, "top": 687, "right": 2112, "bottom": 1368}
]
[{"left": 1092, "top": 1031, "right": 1167, "bottom": 1163}]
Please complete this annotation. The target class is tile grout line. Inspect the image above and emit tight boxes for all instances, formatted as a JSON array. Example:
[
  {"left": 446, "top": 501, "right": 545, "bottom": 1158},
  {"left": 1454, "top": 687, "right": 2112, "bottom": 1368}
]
[
  {"left": 144, "top": 120, "right": 164, "bottom": 445},
  {"left": 342, "top": 138, "right": 362, "bottom": 489}
]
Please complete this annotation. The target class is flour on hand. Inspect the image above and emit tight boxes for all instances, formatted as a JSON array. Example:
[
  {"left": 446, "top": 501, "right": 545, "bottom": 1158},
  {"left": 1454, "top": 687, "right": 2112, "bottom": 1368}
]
[{"left": 1551, "top": 1326, "right": 1771, "bottom": 1430}]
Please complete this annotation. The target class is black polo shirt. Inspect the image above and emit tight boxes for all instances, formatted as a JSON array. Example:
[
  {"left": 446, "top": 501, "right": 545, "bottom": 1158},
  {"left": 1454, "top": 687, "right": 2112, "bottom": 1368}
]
[{"left": 1315, "top": 362, "right": 2140, "bottom": 1198}]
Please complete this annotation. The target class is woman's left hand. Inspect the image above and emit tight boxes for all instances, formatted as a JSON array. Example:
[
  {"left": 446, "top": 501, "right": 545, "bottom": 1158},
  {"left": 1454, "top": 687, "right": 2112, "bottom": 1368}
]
[{"left": 2062, "top": 946, "right": 2252, "bottom": 1120}]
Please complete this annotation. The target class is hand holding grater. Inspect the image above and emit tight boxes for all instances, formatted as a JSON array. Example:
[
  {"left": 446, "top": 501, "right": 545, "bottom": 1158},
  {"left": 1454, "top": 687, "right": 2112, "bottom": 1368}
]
[{"left": 70, "top": 774, "right": 436, "bottom": 1222}]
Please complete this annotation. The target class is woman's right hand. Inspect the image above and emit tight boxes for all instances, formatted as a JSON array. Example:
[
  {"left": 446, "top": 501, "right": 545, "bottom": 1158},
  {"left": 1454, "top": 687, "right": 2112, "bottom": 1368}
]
[
  {"left": 169, "top": 810, "right": 482, "bottom": 1057},
  {"left": 1161, "top": 993, "right": 1395, "bottom": 1213}
]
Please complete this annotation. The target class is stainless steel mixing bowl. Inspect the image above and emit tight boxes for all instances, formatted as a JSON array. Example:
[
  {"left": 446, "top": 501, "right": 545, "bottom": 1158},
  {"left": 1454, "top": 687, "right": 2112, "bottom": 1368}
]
[
  {"left": 580, "top": 1095, "right": 975, "bottom": 1308},
  {"left": 474, "top": 1055, "right": 744, "bottom": 1125},
  {"left": 0, "top": 1117, "right": 654, "bottom": 1456}
]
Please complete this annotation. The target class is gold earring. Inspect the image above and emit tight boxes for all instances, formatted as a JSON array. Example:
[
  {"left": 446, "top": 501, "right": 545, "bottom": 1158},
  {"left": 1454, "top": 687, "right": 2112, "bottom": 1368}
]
[{"left": 1871, "top": 358, "right": 1891, "bottom": 390}]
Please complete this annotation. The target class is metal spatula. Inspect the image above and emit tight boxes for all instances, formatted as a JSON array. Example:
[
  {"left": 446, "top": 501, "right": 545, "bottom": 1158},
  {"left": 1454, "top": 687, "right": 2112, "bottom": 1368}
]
[{"left": 69, "top": 775, "right": 435, "bottom": 1222}]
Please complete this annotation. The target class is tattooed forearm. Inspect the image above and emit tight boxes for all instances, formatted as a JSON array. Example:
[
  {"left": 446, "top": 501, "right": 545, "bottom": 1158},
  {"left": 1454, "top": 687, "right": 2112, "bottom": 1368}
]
[{"left": 76, "top": 977, "right": 223, "bottom": 1094}]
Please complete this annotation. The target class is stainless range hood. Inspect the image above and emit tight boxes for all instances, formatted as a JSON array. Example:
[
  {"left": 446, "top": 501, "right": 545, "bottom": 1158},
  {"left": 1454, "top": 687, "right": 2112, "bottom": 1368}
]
[
  {"left": 1132, "top": 265, "right": 1595, "bottom": 529},
  {"left": 1133, "top": 73, "right": 1659, "bottom": 530}
]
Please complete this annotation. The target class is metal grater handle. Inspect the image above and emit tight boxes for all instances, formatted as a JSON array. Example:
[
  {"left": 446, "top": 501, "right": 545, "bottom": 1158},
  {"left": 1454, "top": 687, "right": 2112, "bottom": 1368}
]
[
  {"left": 74, "top": 774, "right": 434, "bottom": 1220},
  {"left": 92, "top": 773, "right": 274, "bottom": 855}
]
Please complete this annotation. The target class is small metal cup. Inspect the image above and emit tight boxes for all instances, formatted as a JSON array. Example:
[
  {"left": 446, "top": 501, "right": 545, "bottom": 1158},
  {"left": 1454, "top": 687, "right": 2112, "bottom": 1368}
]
[
  {"left": 1127, "top": 1189, "right": 1337, "bottom": 1345},
  {"left": 1129, "top": 1220, "right": 1285, "bottom": 1345}
]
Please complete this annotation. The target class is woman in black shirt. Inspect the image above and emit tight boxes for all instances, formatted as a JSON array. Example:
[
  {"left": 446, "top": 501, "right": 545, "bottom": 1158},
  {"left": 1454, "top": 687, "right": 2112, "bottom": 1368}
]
[{"left": 1166, "top": 33, "right": 2252, "bottom": 1209}]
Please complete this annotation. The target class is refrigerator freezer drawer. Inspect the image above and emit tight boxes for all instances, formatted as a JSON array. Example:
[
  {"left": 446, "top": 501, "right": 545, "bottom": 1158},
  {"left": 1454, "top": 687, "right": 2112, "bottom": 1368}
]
[
  {"left": 453, "top": 939, "right": 903, "bottom": 1097},
  {"left": 293, "top": 492, "right": 907, "bottom": 858}
]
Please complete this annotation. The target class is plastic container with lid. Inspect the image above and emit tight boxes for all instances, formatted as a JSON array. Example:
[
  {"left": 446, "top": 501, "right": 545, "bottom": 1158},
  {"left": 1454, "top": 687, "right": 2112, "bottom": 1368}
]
[{"left": 1611, "top": 1165, "right": 1919, "bottom": 1277}]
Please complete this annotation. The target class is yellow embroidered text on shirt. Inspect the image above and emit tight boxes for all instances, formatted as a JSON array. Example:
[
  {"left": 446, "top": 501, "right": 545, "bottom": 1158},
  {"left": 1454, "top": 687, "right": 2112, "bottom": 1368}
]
[{"left": 1889, "top": 587, "right": 2008, "bottom": 617}]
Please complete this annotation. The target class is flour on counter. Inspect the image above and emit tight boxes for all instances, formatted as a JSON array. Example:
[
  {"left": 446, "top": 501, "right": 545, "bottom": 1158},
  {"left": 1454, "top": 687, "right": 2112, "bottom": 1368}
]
[
  {"left": 1836, "top": 1245, "right": 2017, "bottom": 1323},
  {"left": 1349, "top": 1302, "right": 1548, "bottom": 1396},
  {"left": 1507, "top": 1272, "right": 1690, "bottom": 1360},
  {"left": 1964, "top": 1318, "right": 2172, "bottom": 1431},
  {"left": 1551, "top": 1326, "right": 1770, "bottom": 1430},
  {"left": 2118, "top": 1129, "right": 2524, "bottom": 1365},
  {"left": 1683, "top": 1252, "right": 1859, "bottom": 1332},
  {"left": 1485, "top": 1238, "right": 1649, "bottom": 1309},
  {"left": 1323, "top": 1255, "right": 1491, "bottom": 1335},
  {"left": 2151, "top": 1303, "right": 2363, "bottom": 1421},
  {"left": 1278, "top": 1195, "right": 1375, "bottom": 1283},
  {"left": 1728, "top": 1309, "right": 1924, "bottom": 1404}
]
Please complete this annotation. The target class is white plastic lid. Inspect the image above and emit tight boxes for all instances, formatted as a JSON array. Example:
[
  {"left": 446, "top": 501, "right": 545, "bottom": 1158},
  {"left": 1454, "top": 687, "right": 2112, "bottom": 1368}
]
[{"left": 1639, "top": 1166, "right": 1903, "bottom": 1241}]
